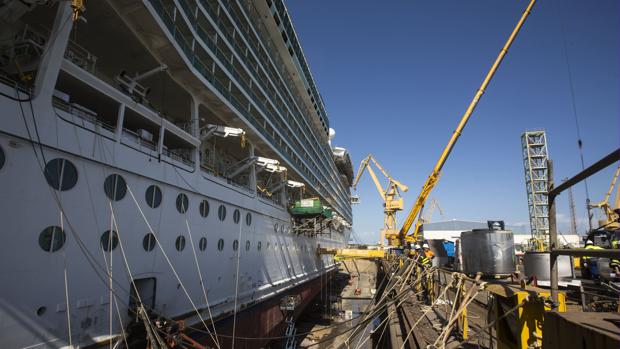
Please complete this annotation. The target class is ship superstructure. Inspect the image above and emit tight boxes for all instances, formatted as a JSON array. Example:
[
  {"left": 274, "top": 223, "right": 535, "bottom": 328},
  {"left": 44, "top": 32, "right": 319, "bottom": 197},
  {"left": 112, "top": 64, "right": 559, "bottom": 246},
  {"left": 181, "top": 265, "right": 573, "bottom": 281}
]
[{"left": 0, "top": 0, "right": 353, "bottom": 347}]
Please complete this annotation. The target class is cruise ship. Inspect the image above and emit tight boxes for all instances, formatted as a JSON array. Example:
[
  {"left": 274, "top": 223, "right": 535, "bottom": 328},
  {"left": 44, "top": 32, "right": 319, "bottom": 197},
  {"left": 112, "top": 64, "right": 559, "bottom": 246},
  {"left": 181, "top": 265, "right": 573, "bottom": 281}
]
[{"left": 0, "top": 0, "right": 353, "bottom": 347}]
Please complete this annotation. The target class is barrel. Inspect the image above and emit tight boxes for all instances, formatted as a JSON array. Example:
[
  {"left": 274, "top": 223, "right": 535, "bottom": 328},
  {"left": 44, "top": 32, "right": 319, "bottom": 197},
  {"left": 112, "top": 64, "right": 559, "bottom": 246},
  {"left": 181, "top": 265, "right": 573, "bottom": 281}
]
[
  {"left": 523, "top": 251, "right": 574, "bottom": 281},
  {"left": 460, "top": 229, "right": 515, "bottom": 276}
]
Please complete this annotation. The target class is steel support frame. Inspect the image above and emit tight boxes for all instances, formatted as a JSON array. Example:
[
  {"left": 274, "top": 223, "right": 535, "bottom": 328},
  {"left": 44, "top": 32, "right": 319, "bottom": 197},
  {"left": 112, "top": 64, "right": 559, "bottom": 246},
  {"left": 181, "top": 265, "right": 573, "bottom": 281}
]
[{"left": 548, "top": 148, "right": 620, "bottom": 301}]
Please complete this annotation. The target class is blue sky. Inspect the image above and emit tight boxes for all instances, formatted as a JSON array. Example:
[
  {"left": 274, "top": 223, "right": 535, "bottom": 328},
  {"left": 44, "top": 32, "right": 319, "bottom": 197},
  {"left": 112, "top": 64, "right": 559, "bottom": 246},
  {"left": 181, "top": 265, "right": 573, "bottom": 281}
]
[{"left": 286, "top": 0, "right": 619, "bottom": 244}]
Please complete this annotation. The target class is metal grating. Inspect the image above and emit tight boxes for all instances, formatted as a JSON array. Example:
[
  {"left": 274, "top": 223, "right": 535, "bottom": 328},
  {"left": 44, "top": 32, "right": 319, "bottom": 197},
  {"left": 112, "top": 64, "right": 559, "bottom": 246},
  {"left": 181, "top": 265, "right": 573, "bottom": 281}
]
[{"left": 521, "top": 131, "right": 550, "bottom": 242}]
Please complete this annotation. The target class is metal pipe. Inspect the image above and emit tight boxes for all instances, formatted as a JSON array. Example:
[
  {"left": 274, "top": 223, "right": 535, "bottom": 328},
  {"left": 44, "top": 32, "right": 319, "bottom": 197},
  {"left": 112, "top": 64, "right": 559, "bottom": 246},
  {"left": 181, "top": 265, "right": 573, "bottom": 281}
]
[
  {"left": 550, "top": 249, "right": 620, "bottom": 258},
  {"left": 399, "top": 0, "right": 537, "bottom": 242},
  {"left": 549, "top": 148, "right": 620, "bottom": 197},
  {"left": 548, "top": 160, "right": 559, "bottom": 302}
]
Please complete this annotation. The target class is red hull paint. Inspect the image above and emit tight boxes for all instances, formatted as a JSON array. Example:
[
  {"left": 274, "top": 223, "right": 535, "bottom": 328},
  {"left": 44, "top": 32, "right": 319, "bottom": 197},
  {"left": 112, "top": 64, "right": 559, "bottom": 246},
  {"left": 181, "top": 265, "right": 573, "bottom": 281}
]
[{"left": 194, "top": 270, "right": 336, "bottom": 349}]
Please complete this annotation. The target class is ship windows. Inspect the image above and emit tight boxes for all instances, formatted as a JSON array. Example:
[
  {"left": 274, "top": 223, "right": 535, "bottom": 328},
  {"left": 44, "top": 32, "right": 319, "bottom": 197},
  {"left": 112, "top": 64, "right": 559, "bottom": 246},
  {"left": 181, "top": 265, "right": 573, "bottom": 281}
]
[
  {"left": 101, "top": 230, "right": 119, "bottom": 252},
  {"left": 218, "top": 205, "right": 226, "bottom": 221},
  {"left": 233, "top": 239, "right": 239, "bottom": 251},
  {"left": 217, "top": 239, "right": 224, "bottom": 251},
  {"left": 245, "top": 240, "right": 250, "bottom": 251},
  {"left": 199, "top": 200, "right": 210, "bottom": 218},
  {"left": 143, "top": 233, "right": 156, "bottom": 252},
  {"left": 145, "top": 185, "right": 162, "bottom": 208},
  {"left": 245, "top": 213, "right": 252, "bottom": 226},
  {"left": 233, "top": 209, "right": 240, "bottom": 224},
  {"left": 104, "top": 174, "right": 127, "bottom": 201},
  {"left": 175, "top": 236, "right": 186, "bottom": 251},
  {"left": 274, "top": 223, "right": 279, "bottom": 233},
  {"left": 36, "top": 306, "right": 46, "bottom": 316},
  {"left": 0, "top": 145, "right": 4, "bottom": 170},
  {"left": 39, "top": 226, "right": 66, "bottom": 252},
  {"left": 199, "top": 237, "right": 207, "bottom": 251},
  {"left": 257, "top": 241, "right": 262, "bottom": 251},
  {"left": 44, "top": 158, "right": 78, "bottom": 191},
  {"left": 266, "top": 242, "right": 271, "bottom": 250},
  {"left": 176, "top": 194, "right": 189, "bottom": 214}
]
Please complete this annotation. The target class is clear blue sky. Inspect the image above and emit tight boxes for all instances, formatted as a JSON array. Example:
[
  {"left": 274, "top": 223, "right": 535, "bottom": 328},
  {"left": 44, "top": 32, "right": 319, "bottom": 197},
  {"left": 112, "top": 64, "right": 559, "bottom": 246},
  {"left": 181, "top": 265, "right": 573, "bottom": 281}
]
[{"left": 286, "top": 0, "right": 619, "bottom": 244}]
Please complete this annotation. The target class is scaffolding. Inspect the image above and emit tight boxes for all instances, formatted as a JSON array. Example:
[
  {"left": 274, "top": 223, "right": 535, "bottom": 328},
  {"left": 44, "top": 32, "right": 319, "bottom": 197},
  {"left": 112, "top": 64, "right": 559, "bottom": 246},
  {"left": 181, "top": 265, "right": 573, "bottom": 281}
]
[{"left": 521, "top": 131, "right": 550, "bottom": 247}]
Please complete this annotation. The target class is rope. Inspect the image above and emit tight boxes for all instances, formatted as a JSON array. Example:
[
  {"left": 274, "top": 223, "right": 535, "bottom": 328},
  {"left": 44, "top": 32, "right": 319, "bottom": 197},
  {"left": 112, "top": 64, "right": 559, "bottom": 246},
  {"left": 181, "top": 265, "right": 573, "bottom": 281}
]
[
  {"left": 399, "top": 272, "right": 455, "bottom": 349},
  {"left": 185, "top": 220, "right": 221, "bottom": 348},
  {"left": 108, "top": 203, "right": 159, "bottom": 344},
  {"left": 231, "top": 215, "right": 244, "bottom": 348},
  {"left": 125, "top": 185, "right": 221, "bottom": 347},
  {"left": 458, "top": 299, "right": 526, "bottom": 346},
  {"left": 60, "top": 211, "right": 73, "bottom": 348}
]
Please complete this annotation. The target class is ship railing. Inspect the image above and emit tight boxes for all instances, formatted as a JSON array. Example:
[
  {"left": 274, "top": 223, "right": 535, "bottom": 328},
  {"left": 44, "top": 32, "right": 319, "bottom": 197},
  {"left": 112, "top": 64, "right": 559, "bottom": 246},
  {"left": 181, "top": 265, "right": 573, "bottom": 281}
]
[
  {"left": 164, "top": 148, "right": 195, "bottom": 167},
  {"left": 149, "top": 0, "right": 351, "bottom": 218},
  {"left": 0, "top": 71, "right": 31, "bottom": 94},
  {"left": 14, "top": 25, "right": 98, "bottom": 73},
  {"left": 52, "top": 96, "right": 116, "bottom": 133},
  {"left": 121, "top": 128, "right": 157, "bottom": 152}
]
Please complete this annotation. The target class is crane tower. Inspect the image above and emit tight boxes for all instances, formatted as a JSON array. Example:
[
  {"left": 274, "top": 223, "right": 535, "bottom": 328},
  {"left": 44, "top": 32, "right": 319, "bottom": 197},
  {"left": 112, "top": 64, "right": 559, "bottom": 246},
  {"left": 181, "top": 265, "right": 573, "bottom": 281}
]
[{"left": 521, "top": 131, "right": 550, "bottom": 246}]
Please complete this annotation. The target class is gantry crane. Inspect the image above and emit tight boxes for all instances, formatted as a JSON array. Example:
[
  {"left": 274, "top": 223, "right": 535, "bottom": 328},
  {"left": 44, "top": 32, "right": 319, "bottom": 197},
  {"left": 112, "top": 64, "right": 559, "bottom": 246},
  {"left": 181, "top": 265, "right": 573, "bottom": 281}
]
[
  {"left": 588, "top": 165, "right": 620, "bottom": 229},
  {"left": 396, "top": 0, "right": 536, "bottom": 246},
  {"left": 353, "top": 154, "right": 408, "bottom": 246}
]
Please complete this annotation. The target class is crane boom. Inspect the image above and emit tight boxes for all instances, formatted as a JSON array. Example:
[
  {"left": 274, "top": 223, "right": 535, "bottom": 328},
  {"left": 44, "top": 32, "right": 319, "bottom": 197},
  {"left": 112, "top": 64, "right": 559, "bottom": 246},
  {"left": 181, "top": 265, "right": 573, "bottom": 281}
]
[{"left": 398, "top": 0, "right": 537, "bottom": 244}]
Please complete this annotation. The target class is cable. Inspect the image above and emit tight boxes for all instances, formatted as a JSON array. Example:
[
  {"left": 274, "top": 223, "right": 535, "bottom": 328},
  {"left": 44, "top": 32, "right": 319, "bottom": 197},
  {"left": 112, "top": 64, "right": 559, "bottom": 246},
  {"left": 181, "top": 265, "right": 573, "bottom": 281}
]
[{"left": 556, "top": 0, "right": 593, "bottom": 231}]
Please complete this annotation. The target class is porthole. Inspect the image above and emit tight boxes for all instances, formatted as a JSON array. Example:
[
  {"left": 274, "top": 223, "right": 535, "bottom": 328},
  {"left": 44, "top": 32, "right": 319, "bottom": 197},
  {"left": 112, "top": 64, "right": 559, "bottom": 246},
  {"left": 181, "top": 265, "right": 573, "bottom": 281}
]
[
  {"left": 36, "top": 306, "right": 46, "bottom": 316},
  {"left": 245, "top": 213, "right": 252, "bottom": 226},
  {"left": 176, "top": 193, "right": 189, "bottom": 214},
  {"left": 143, "top": 233, "right": 156, "bottom": 251},
  {"left": 0, "top": 145, "right": 4, "bottom": 170},
  {"left": 175, "top": 236, "right": 186, "bottom": 251},
  {"left": 38, "top": 226, "right": 66, "bottom": 252},
  {"left": 199, "top": 237, "right": 207, "bottom": 251},
  {"left": 274, "top": 223, "right": 279, "bottom": 233},
  {"left": 233, "top": 209, "right": 240, "bottom": 224},
  {"left": 217, "top": 238, "right": 224, "bottom": 251},
  {"left": 233, "top": 239, "right": 239, "bottom": 251},
  {"left": 100, "top": 230, "right": 119, "bottom": 252},
  {"left": 44, "top": 158, "right": 78, "bottom": 191},
  {"left": 245, "top": 240, "right": 250, "bottom": 251},
  {"left": 257, "top": 241, "right": 262, "bottom": 251},
  {"left": 280, "top": 225, "right": 286, "bottom": 234},
  {"left": 218, "top": 205, "right": 227, "bottom": 221},
  {"left": 266, "top": 242, "right": 271, "bottom": 250},
  {"left": 199, "top": 200, "right": 210, "bottom": 218},
  {"left": 145, "top": 185, "right": 162, "bottom": 208},
  {"left": 104, "top": 174, "right": 127, "bottom": 201}
]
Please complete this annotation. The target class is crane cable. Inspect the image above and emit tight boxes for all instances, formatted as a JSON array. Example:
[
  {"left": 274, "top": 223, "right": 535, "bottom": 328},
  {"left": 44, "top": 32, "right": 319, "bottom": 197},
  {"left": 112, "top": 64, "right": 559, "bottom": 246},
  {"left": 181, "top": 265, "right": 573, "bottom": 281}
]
[{"left": 556, "top": 0, "right": 593, "bottom": 231}]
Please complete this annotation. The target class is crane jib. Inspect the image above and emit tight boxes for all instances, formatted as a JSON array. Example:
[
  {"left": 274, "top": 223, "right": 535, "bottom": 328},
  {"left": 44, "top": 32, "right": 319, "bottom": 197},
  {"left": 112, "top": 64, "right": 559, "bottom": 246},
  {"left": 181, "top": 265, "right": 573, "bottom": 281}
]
[{"left": 397, "top": 0, "right": 537, "bottom": 244}]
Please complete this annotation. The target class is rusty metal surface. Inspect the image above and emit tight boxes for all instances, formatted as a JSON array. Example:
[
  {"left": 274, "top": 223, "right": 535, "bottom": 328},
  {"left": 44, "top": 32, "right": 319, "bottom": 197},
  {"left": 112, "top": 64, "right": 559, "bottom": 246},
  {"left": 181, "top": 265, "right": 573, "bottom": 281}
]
[{"left": 542, "top": 311, "right": 620, "bottom": 349}]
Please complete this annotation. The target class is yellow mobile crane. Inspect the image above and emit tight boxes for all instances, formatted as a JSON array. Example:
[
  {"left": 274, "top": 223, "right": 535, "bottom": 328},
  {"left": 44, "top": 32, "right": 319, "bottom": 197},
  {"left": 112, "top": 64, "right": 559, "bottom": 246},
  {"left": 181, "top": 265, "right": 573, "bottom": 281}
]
[
  {"left": 353, "top": 154, "right": 409, "bottom": 246},
  {"left": 589, "top": 165, "right": 620, "bottom": 229},
  {"left": 396, "top": 0, "right": 536, "bottom": 246}
]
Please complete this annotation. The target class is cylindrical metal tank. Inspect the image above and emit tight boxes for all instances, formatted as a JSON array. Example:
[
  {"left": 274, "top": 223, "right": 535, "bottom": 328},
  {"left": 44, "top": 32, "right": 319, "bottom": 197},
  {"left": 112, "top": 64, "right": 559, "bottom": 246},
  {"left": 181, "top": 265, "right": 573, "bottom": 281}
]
[
  {"left": 460, "top": 229, "right": 515, "bottom": 276},
  {"left": 523, "top": 251, "right": 574, "bottom": 281}
]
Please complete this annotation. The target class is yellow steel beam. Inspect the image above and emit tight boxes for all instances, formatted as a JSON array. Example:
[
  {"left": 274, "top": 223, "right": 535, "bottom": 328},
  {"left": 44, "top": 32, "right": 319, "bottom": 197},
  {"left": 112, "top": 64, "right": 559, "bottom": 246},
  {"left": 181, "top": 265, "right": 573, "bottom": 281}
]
[
  {"left": 317, "top": 247, "right": 385, "bottom": 261},
  {"left": 398, "top": 0, "right": 537, "bottom": 245}
]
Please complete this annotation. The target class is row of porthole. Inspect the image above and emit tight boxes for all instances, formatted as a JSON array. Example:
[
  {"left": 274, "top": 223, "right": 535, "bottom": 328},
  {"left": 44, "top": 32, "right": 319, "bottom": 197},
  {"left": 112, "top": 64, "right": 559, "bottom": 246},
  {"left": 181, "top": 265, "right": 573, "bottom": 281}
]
[
  {"left": 40, "top": 157, "right": 253, "bottom": 225},
  {"left": 38, "top": 226, "right": 315, "bottom": 253},
  {"left": 274, "top": 222, "right": 292, "bottom": 234}
]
